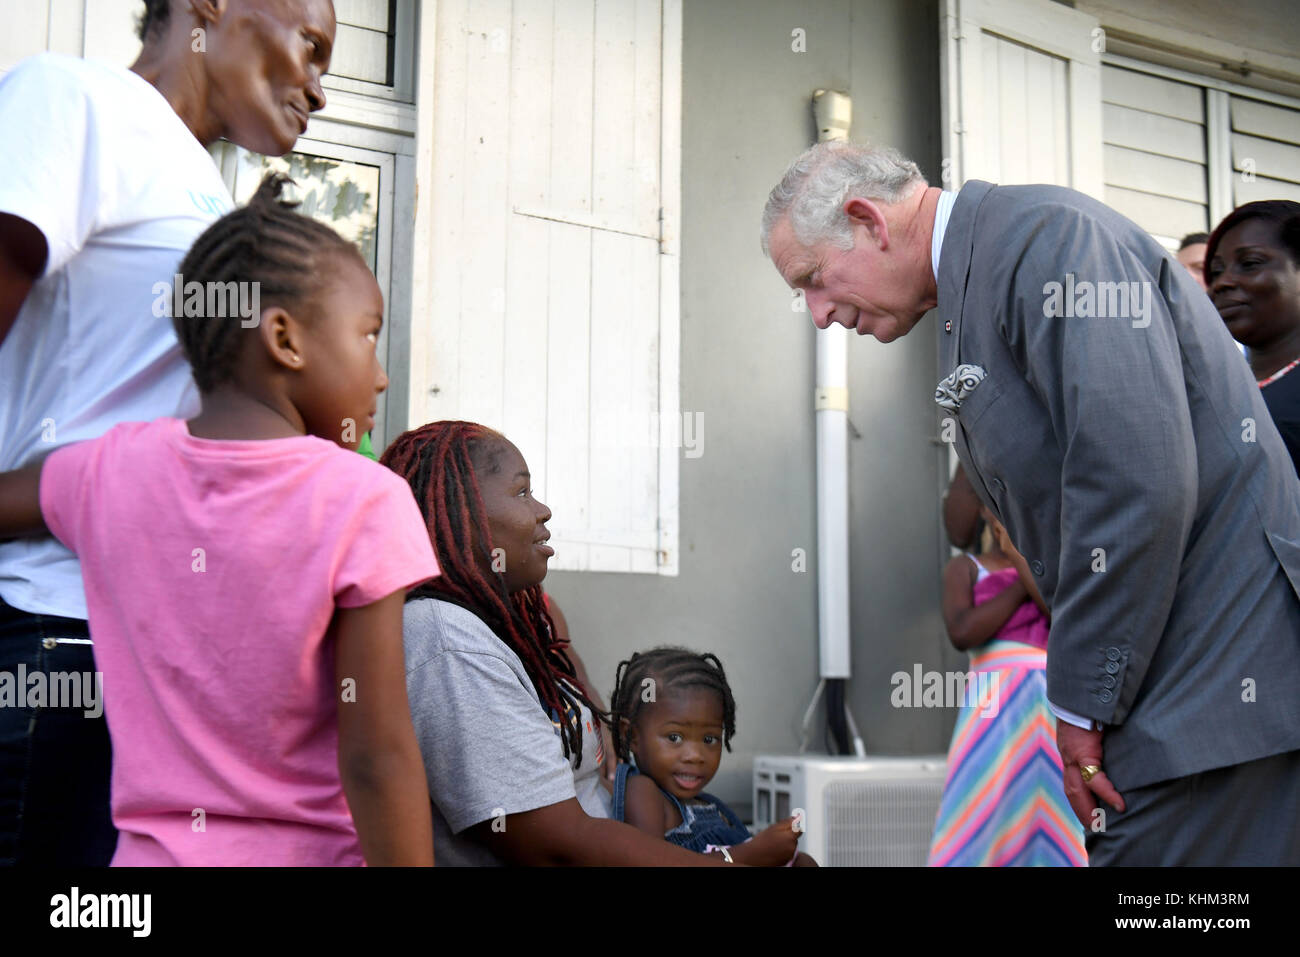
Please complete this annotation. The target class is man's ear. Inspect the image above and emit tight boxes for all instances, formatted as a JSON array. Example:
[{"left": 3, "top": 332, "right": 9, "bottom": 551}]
[
  {"left": 260, "top": 305, "right": 306, "bottom": 372},
  {"left": 843, "top": 196, "right": 890, "bottom": 249}
]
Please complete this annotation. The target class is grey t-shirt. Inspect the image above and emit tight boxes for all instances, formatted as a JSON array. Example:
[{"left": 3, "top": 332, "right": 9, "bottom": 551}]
[{"left": 403, "top": 597, "right": 611, "bottom": 866}]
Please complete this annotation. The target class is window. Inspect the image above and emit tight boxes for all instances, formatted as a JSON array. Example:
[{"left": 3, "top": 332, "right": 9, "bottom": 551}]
[
  {"left": 1102, "top": 57, "right": 1300, "bottom": 248},
  {"left": 326, "top": 0, "right": 417, "bottom": 101},
  {"left": 204, "top": 0, "right": 419, "bottom": 449},
  {"left": 209, "top": 140, "right": 400, "bottom": 443},
  {"left": 1101, "top": 66, "right": 1209, "bottom": 245},
  {"left": 1228, "top": 94, "right": 1300, "bottom": 206}
]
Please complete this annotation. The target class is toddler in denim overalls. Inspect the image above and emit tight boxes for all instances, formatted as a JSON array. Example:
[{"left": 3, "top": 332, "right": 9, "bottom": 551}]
[{"left": 607, "top": 647, "right": 815, "bottom": 866}]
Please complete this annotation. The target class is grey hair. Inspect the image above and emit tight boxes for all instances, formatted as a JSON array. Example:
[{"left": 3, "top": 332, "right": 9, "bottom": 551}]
[{"left": 760, "top": 141, "right": 927, "bottom": 255}]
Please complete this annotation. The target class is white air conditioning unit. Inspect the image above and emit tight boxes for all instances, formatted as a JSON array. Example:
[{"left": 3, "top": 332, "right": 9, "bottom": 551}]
[{"left": 753, "top": 754, "right": 948, "bottom": 866}]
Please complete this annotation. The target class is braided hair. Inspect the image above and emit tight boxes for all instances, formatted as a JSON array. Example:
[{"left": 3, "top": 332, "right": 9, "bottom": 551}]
[
  {"left": 609, "top": 647, "right": 737, "bottom": 762},
  {"left": 136, "top": 0, "right": 172, "bottom": 42},
  {"left": 381, "top": 421, "right": 604, "bottom": 765},
  {"left": 172, "top": 173, "right": 362, "bottom": 393}
]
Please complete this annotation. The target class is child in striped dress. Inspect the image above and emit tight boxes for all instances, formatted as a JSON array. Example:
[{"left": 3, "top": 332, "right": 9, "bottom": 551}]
[{"left": 928, "top": 510, "right": 1087, "bottom": 866}]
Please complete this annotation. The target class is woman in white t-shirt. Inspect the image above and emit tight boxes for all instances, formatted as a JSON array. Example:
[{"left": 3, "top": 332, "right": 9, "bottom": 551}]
[
  {"left": 0, "top": 0, "right": 337, "bottom": 865},
  {"left": 381, "top": 423, "right": 733, "bottom": 866}
]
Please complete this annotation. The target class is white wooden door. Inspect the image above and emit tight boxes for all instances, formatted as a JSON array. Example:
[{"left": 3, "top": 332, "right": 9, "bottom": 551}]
[
  {"left": 940, "top": 0, "right": 1103, "bottom": 197},
  {"left": 418, "top": 0, "right": 682, "bottom": 575}
]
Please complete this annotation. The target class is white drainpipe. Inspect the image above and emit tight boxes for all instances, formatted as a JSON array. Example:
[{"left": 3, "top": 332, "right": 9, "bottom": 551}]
[{"left": 808, "top": 89, "right": 865, "bottom": 756}]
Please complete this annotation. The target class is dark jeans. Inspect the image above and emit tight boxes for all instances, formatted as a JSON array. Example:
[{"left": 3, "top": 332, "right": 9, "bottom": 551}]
[{"left": 0, "top": 596, "right": 116, "bottom": 865}]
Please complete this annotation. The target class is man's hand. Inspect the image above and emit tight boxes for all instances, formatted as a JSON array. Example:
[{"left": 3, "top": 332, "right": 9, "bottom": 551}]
[{"left": 1057, "top": 720, "right": 1126, "bottom": 828}]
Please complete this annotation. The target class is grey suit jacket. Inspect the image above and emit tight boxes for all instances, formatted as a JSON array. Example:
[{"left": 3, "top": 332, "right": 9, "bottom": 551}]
[{"left": 938, "top": 180, "right": 1300, "bottom": 790}]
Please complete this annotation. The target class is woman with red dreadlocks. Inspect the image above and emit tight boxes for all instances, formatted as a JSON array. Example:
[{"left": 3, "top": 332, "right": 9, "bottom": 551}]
[{"left": 381, "top": 422, "right": 732, "bottom": 865}]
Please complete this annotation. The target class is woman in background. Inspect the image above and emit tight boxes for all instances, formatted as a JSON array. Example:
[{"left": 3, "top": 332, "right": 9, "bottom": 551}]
[{"left": 1206, "top": 200, "right": 1300, "bottom": 476}]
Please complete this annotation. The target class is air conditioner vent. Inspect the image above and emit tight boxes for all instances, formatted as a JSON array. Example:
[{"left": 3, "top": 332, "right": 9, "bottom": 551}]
[
  {"left": 753, "top": 754, "right": 947, "bottom": 866},
  {"left": 824, "top": 780, "right": 945, "bottom": 866}
]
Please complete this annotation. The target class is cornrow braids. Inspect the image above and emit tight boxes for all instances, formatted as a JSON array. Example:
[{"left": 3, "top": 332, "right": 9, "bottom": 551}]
[
  {"left": 380, "top": 421, "right": 605, "bottom": 765},
  {"left": 609, "top": 646, "right": 737, "bottom": 762},
  {"left": 171, "top": 172, "right": 361, "bottom": 393},
  {"left": 137, "top": 0, "right": 172, "bottom": 42}
]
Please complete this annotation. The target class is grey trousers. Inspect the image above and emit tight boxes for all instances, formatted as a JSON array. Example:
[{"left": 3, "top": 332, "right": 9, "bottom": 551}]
[{"left": 1085, "top": 749, "right": 1300, "bottom": 865}]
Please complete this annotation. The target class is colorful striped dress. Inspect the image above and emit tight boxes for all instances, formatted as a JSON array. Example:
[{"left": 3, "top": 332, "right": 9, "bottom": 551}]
[{"left": 928, "top": 555, "right": 1087, "bottom": 867}]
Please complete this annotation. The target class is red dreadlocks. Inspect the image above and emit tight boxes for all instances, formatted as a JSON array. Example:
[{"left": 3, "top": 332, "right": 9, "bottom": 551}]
[{"left": 381, "top": 421, "right": 599, "bottom": 764}]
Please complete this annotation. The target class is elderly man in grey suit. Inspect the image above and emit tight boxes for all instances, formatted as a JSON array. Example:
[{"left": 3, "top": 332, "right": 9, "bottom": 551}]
[{"left": 763, "top": 141, "right": 1300, "bottom": 865}]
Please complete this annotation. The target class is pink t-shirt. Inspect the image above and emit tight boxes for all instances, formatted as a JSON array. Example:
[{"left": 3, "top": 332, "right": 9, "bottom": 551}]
[{"left": 40, "top": 418, "right": 439, "bottom": 866}]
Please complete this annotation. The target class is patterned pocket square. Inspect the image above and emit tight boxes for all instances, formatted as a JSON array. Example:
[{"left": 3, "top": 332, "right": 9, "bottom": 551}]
[{"left": 935, "top": 363, "right": 988, "bottom": 414}]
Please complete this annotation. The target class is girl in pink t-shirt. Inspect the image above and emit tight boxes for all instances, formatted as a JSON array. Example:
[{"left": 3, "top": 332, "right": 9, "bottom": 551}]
[{"left": 0, "top": 175, "right": 437, "bottom": 865}]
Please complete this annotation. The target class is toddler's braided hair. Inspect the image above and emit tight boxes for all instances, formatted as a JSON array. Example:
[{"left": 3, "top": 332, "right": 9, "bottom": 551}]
[
  {"left": 172, "top": 173, "right": 361, "bottom": 393},
  {"left": 381, "top": 421, "right": 604, "bottom": 765},
  {"left": 609, "top": 647, "right": 737, "bottom": 762}
]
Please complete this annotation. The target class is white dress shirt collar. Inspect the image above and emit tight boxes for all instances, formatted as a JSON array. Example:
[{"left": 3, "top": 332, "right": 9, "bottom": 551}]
[{"left": 931, "top": 189, "right": 958, "bottom": 284}]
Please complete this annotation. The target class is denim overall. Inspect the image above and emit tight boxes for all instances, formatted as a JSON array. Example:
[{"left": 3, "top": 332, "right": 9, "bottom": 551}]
[{"left": 612, "top": 763, "right": 751, "bottom": 852}]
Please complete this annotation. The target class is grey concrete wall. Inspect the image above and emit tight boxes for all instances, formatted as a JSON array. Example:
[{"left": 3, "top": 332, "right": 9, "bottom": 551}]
[{"left": 546, "top": 0, "right": 963, "bottom": 818}]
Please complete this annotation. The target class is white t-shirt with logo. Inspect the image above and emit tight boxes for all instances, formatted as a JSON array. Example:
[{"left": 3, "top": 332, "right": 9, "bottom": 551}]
[{"left": 0, "top": 53, "right": 233, "bottom": 619}]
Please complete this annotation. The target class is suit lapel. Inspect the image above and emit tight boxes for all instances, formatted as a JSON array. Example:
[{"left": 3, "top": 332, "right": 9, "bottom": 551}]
[{"left": 938, "top": 181, "right": 998, "bottom": 511}]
